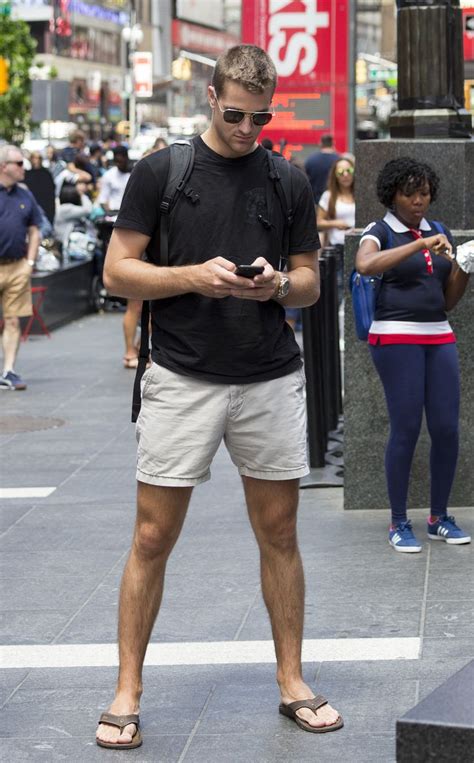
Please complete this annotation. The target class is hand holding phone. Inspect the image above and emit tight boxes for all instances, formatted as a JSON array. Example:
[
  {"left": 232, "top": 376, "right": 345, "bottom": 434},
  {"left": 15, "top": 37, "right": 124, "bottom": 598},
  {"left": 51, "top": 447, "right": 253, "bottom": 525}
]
[{"left": 235, "top": 265, "right": 265, "bottom": 278}]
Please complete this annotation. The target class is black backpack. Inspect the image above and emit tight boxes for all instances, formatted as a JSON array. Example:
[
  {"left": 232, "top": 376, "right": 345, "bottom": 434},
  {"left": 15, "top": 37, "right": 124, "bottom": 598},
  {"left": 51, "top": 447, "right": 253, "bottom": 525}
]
[{"left": 132, "top": 140, "right": 295, "bottom": 422}]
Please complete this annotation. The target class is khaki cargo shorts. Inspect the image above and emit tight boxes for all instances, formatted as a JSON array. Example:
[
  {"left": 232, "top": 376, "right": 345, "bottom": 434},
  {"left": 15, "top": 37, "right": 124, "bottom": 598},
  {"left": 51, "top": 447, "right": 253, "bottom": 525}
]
[
  {"left": 136, "top": 363, "right": 309, "bottom": 486},
  {"left": 0, "top": 259, "right": 32, "bottom": 318}
]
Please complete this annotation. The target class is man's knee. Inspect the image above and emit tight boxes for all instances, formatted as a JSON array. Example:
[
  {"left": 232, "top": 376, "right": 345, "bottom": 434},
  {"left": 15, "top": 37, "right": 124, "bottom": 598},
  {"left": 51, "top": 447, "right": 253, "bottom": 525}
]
[
  {"left": 4, "top": 316, "right": 20, "bottom": 330},
  {"left": 133, "top": 521, "right": 179, "bottom": 561},
  {"left": 256, "top": 510, "right": 298, "bottom": 554}
]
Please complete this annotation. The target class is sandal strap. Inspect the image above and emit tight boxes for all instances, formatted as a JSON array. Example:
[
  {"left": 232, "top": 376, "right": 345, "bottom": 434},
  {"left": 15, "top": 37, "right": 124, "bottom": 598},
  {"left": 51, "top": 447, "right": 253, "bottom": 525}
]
[
  {"left": 286, "top": 695, "right": 328, "bottom": 713},
  {"left": 99, "top": 712, "right": 140, "bottom": 730}
]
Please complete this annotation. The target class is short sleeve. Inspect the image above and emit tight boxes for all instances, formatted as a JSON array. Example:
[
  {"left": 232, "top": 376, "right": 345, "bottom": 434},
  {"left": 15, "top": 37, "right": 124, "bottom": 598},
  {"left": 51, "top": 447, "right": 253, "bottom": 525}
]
[
  {"left": 318, "top": 190, "right": 329, "bottom": 212},
  {"left": 288, "top": 169, "right": 320, "bottom": 254},
  {"left": 114, "top": 156, "right": 165, "bottom": 236},
  {"left": 359, "top": 220, "right": 389, "bottom": 250}
]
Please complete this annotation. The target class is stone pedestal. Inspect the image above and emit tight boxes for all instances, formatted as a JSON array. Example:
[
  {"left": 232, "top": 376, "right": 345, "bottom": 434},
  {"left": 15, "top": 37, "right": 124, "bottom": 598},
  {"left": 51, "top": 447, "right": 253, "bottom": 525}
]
[
  {"left": 343, "top": 138, "right": 473, "bottom": 511},
  {"left": 396, "top": 660, "right": 474, "bottom": 761}
]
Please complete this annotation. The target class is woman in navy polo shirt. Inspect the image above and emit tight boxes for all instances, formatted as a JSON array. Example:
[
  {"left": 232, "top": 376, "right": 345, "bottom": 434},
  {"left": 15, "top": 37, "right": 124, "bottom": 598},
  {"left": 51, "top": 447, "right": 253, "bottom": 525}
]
[{"left": 356, "top": 157, "right": 471, "bottom": 553}]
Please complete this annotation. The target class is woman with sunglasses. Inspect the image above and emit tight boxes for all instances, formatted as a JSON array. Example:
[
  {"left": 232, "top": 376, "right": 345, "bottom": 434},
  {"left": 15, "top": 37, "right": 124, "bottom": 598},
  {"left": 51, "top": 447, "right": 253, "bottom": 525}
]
[
  {"left": 355, "top": 157, "right": 471, "bottom": 553},
  {"left": 317, "top": 157, "right": 355, "bottom": 301}
]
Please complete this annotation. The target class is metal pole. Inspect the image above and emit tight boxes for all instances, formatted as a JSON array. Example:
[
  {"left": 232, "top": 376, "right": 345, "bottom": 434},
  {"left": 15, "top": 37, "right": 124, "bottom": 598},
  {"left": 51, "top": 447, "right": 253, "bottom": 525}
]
[{"left": 129, "top": 0, "right": 137, "bottom": 144}]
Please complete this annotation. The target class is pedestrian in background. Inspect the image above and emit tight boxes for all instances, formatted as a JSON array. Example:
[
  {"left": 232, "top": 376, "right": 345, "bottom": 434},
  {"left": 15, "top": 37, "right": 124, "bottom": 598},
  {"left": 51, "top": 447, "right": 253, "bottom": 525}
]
[
  {"left": 356, "top": 157, "right": 471, "bottom": 553},
  {"left": 0, "top": 145, "right": 42, "bottom": 391},
  {"left": 96, "top": 43, "right": 342, "bottom": 751},
  {"left": 97, "top": 146, "right": 139, "bottom": 368},
  {"left": 304, "top": 134, "right": 340, "bottom": 206},
  {"left": 317, "top": 156, "right": 355, "bottom": 301}
]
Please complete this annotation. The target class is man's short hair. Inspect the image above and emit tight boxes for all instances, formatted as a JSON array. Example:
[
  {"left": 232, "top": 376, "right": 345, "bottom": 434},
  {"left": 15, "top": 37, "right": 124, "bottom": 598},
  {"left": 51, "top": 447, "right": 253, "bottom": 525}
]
[
  {"left": 320, "top": 134, "right": 334, "bottom": 148},
  {"left": 0, "top": 144, "right": 22, "bottom": 165},
  {"left": 113, "top": 146, "right": 128, "bottom": 159},
  {"left": 212, "top": 45, "right": 277, "bottom": 97},
  {"left": 69, "top": 129, "right": 85, "bottom": 145}
]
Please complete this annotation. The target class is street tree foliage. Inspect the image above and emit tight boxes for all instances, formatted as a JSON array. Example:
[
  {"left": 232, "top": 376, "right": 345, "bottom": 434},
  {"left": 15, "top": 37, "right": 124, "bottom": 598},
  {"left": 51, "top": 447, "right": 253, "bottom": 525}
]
[{"left": 0, "top": 17, "right": 37, "bottom": 143}]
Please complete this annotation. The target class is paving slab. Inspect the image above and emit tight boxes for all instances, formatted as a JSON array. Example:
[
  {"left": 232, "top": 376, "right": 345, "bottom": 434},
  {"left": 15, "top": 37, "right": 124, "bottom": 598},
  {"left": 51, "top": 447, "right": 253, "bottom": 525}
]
[{"left": 0, "top": 313, "right": 472, "bottom": 763}]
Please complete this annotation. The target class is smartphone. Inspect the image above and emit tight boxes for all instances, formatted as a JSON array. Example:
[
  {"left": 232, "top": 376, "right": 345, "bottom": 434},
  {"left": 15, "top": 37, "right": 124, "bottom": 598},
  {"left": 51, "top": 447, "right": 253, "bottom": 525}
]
[{"left": 235, "top": 265, "right": 264, "bottom": 278}]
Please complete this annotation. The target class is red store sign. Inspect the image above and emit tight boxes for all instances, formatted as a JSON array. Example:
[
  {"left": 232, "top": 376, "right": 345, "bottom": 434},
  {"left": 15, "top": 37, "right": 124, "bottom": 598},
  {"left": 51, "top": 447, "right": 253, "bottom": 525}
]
[
  {"left": 463, "top": 8, "right": 474, "bottom": 61},
  {"left": 242, "top": 0, "right": 350, "bottom": 152}
]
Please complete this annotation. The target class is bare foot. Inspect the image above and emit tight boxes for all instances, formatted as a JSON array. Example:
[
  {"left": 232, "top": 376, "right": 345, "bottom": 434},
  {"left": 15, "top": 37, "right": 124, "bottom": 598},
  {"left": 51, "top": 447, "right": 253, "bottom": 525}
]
[
  {"left": 280, "top": 681, "right": 340, "bottom": 729},
  {"left": 96, "top": 695, "right": 140, "bottom": 746}
]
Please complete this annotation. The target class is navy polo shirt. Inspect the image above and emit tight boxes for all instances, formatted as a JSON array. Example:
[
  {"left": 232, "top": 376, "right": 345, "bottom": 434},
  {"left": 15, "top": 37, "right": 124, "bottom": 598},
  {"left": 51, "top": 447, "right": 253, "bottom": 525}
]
[
  {"left": 360, "top": 211, "right": 454, "bottom": 323},
  {"left": 0, "top": 183, "right": 42, "bottom": 261}
]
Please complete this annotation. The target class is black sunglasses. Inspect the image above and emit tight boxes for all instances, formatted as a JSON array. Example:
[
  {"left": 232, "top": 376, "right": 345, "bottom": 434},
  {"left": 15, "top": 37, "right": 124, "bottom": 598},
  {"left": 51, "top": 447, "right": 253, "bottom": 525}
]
[
  {"left": 7, "top": 160, "right": 24, "bottom": 167},
  {"left": 212, "top": 88, "right": 274, "bottom": 127}
]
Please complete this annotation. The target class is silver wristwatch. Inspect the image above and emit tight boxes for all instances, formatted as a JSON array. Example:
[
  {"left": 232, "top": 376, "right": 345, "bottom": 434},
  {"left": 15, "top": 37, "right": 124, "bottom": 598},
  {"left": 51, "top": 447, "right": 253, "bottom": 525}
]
[{"left": 275, "top": 273, "right": 290, "bottom": 299}]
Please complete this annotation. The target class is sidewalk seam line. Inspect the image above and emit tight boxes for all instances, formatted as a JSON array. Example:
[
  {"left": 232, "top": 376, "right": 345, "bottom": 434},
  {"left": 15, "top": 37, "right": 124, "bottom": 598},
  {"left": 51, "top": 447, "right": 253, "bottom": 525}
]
[
  {"left": 51, "top": 548, "right": 130, "bottom": 644},
  {"left": 176, "top": 684, "right": 216, "bottom": 763},
  {"left": 232, "top": 585, "right": 260, "bottom": 641},
  {"left": 418, "top": 542, "right": 432, "bottom": 657}
]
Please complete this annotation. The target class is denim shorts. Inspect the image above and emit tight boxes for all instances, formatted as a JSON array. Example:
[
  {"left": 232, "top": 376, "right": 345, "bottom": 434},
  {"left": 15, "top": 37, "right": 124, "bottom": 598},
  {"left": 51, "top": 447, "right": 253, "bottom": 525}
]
[{"left": 136, "top": 363, "right": 308, "bottom": 486}]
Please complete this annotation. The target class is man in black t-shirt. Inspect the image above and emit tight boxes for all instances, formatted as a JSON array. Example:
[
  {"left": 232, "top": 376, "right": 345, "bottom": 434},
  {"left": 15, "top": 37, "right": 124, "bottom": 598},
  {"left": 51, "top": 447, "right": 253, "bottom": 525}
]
[{"left": 96, "top": 45, "right": 342, "bottom": 750}]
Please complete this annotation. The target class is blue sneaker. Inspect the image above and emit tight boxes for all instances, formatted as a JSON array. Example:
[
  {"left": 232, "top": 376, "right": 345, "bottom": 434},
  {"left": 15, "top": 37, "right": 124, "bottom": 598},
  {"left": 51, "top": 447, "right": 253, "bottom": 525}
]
[
  {"left": 0, "top": 371, "right": 27, "bottom": 390},
  {"left": 389, "top": 520, "right": 422, "bottom": 553},
  {"left": 427, "top": 515, "right": 471, "bottom": 545}
]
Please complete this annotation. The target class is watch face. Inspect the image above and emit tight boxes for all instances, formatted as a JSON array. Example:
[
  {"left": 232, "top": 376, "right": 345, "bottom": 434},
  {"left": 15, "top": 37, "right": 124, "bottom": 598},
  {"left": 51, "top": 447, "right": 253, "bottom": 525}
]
[{"left": 280, "top": 277, "right": 290, "bottom": 297}]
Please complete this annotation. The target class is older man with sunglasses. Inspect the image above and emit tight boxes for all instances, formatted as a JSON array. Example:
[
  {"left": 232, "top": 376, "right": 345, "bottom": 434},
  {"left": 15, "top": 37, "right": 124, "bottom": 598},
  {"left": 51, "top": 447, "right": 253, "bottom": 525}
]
[
  {"left": 96, "top": 45, "right": 342, "bottom": 751},
  {"left": 0, "top": 145, "right": 42, "bottom": 391}
]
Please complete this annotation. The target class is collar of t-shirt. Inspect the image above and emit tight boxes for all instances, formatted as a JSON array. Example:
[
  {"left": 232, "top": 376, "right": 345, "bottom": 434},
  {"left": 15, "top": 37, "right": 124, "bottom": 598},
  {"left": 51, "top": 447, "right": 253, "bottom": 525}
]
[{"left": 384, "top": 210, "right": 432, "bottom": 232}]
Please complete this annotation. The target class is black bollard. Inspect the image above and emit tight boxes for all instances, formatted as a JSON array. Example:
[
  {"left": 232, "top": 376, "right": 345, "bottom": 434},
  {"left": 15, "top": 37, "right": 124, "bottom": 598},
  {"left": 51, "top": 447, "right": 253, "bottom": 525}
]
[
  {"left": 302, "top": 257, "right": 327, "bottom": 468},
  {"left": 323, "top": 247, "right": 343, "bottom": 419},
  {"left": 319, "top": 248, "right": 340, "bottom": 433}
]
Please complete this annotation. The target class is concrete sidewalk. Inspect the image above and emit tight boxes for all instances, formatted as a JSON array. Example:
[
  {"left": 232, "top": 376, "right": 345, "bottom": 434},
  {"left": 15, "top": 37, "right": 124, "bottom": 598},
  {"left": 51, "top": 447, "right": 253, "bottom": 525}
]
[{"left": 0, "top": 313, "right": 472, "bottom": 762}]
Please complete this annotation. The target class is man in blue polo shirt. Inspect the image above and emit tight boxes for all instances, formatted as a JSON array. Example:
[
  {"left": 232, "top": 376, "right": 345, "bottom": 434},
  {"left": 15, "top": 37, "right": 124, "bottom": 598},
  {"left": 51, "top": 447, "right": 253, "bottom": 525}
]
[{"left": 0, "top": 145, "right": 42, "bottom": 390}]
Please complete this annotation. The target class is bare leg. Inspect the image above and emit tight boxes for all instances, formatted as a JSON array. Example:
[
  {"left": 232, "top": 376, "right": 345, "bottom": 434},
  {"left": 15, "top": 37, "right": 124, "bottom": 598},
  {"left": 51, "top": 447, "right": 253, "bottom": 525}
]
[
  {"left": 96, "top": 482, "right": 192, "bottom": 745},
  {"left": 2, "top": 316, "right": 21, "bottom": 372},
  {"left": 243, "top": 476, "right": 340, "bottom": 729},
  {"left": 123, "top": 299, "right": 142, "bottom": 362}
]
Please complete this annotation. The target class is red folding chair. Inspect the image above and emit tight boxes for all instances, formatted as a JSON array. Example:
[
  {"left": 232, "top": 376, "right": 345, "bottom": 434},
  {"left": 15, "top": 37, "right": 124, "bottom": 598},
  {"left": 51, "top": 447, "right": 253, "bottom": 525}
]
[{"left": 21, "top": 285, "right": 51, "bottom": 340}]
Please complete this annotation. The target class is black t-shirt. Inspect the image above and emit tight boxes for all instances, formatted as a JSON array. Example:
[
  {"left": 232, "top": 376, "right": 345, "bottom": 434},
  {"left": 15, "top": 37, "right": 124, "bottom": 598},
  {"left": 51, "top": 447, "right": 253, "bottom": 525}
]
[{"left": 115, "top": 137, "right": 319, "bottom": 383}]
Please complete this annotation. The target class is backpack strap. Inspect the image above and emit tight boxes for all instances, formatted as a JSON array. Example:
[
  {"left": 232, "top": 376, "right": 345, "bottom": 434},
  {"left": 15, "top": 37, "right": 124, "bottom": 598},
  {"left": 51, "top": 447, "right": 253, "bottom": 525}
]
[
  {"left": 264, "top": 150, "right": 294, "bottom": 270},
  {"left": 131, "top": 140, "right": 197, "bottom": 423},
  {"left": 159, "top": 140, "right": 197, "bottom": 267},
  {"left": 131, "top": 299, "right": 150, "bottom": 423}
]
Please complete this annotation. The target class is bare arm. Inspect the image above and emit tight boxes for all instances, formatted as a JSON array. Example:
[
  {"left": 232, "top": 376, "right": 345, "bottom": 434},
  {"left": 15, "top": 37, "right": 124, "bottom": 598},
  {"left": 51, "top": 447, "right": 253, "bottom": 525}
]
[
  {"left": 355, "top": 233, "right": 453, "bottom": 275},
  {"left": 444, "top": 261, "right": 470, "bottom": 311},
  {"left": 26, "top": 226, "right": 41, "bottom": 264},
  {"left": 103, "top": 227, "right": 272, "bottom": 300}
]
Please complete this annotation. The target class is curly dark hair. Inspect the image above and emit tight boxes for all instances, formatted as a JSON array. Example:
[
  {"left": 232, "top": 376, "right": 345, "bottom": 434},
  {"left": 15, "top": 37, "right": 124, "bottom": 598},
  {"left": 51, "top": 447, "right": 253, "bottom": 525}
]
[{"left": 376, "top": 157, "right": 440, "bottom": 208}]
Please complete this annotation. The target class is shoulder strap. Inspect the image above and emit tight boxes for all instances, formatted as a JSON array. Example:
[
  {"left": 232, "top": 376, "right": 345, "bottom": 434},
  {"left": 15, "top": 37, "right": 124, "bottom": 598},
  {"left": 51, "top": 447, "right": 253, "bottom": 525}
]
[
  {"left": 131, "top": 140, "right": 197, "bottom": 423},
  {"left": 378, "top": 219, "right": 393, "bottom": 250},
  {"left": 430, "top": 220, "right": 445, "bottom": 235},
  {"left": 159, "top": 140, "right": 197, "bottom": 267},
  {"left": 264, "top": 150, "right": 294, "bottom": 270}
]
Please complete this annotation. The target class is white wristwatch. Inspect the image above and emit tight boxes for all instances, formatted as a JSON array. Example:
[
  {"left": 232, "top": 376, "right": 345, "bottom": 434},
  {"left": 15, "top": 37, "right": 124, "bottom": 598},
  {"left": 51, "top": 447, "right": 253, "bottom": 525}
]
[
  {"left": 27, "top": 259, "right": 35, "bottom": 267},
  {"left": 274, "top": 273, "right": 290, "bottom": 299}
]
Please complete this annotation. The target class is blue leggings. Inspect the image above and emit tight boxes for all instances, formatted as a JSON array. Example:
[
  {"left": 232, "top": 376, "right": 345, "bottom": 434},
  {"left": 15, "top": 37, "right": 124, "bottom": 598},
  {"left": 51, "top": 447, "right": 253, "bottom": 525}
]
[{"left": 370, "top": 343, "right": 460, "bottom": 525}]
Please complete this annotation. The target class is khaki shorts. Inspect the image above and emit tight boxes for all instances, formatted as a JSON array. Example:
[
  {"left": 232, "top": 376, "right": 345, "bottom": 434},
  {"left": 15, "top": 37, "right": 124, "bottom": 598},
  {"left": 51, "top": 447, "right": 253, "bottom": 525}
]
[
  {"left": 0, "top": 259, "right": 32, "bottom": 318},
  {"left": 136, "top": 363, "right": 308, "bottom": 486}
]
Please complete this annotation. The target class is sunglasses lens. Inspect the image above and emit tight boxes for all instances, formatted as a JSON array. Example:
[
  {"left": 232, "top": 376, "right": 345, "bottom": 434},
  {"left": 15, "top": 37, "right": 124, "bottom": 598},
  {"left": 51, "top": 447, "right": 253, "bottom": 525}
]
[
  {"left": 223, "top": 110, "right": 245, "bottom": 124},
  {"left": 253, "top": 112, "right": 273, "bottom": 126}
]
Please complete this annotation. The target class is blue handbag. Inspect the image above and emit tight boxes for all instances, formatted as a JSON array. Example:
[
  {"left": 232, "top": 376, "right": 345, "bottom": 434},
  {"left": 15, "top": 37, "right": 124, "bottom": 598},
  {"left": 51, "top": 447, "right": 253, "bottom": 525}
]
[{"left": 349, "top": 271, "right": 382, "bottom": 340}]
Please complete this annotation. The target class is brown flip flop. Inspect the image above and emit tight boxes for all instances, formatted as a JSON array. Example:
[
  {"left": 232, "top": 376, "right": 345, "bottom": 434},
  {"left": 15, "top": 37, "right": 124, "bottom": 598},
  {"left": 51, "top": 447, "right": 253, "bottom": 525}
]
[
  {"left": 96, "top": 712, "right": 142, "bottom": 749},
  {"left": 279, "top": 694, "right": 344, "bottom": 733}
]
